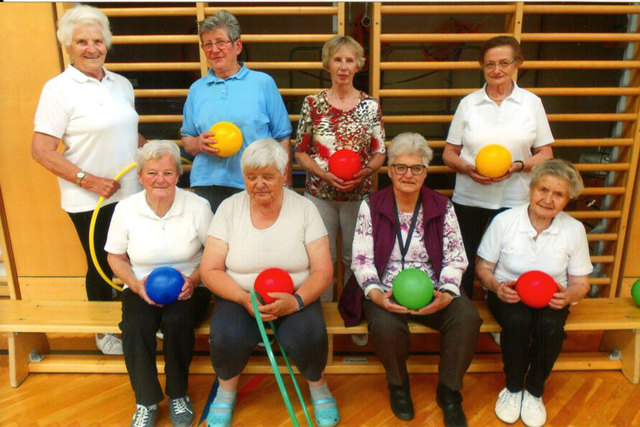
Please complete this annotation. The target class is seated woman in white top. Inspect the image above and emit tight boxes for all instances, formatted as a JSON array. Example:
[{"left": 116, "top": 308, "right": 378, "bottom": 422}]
[
  {"left": 105, "top": 140, "right": 213, "bottom": 427},
  {"left": 476, "top": 159, "right": 593, "bottom": 427},
  {"left": 200, "top": 139, "right": 339, "bottom": 427}
]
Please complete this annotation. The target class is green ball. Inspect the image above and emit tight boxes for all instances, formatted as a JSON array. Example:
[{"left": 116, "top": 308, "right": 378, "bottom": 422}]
[
  {"left": 392, "top": 268, "right": 434, "bottom": 310},
  {"left": 632, "top": 279, "right": 640, "bottom": 308}
]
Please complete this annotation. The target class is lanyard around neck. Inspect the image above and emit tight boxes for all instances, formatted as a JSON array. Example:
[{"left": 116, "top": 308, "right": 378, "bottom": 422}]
[{"left": 393, "top": 196, "right": 422, "bottom": 270}]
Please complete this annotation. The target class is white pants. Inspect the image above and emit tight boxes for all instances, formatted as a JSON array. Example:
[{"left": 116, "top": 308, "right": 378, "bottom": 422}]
[{"left": 305, "top": 193, "right": 362, "bottom": 302}]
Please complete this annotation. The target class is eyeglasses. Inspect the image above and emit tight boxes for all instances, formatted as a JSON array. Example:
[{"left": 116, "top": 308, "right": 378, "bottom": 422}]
[
  {"left": 201, "top": 40, "right": 233, "bottom": 51},
  {"left": 390, "top": 164, "right": 426, "bottom": 175},
  {"left": 483, "top": 59, "right": 516, "bottom": 70}
]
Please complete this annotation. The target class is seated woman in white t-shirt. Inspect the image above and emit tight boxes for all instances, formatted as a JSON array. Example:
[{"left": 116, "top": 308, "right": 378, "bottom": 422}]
[
  {"left": 105, "top": 141, "right": 213, "bottom": 427},
  {"left": 476, "top": 159, "right": 593, "bottom": 427},
  {"left": 200, "top": 139, "right": 339, "bottom": 427}
]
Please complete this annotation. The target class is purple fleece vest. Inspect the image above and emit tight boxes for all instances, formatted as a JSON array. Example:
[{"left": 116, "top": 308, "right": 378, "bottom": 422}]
[{"left": 338, "top": 185, "right": 449, "bottom": 326}]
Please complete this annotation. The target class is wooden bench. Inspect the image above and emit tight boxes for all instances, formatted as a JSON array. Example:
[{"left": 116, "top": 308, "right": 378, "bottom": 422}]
[{"left": 1, "top": 298, "right": 639, "bottom": 387}]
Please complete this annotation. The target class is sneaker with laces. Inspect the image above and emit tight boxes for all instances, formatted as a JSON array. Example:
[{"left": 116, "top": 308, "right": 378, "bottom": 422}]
[
  {"left": 495, "top": 387, "right": 522, "bottom": 424},
  {"left": 350, "top": 333, "right": 369, "bottom": 347},
  {"left": 521, "top": 390, "right": 546, "bottom": 427},
  {"left": 96, "top": 333, "right": 123, "bottom": 355},
  {"left": 131, "top": 403, "right": 158, "bottom": 427},
  {"left": 490, "top": 331, "right": 501, "bottom": 346},
  {"left": 169, "top": 396, "right": 194, "bottom": 427}
]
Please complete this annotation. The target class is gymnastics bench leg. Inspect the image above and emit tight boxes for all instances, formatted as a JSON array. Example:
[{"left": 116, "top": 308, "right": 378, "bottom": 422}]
[
  {"left": 8, "top": 332, "right": 50, "bottom": 387},
  {"left": 601, "top": 329, "right": 639, "bottom": 384}
]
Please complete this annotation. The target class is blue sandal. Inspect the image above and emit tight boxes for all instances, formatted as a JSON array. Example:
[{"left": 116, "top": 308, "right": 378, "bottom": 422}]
[
  {"left": 206, "top": 401, "right": 235, "bottom": 427},
  {"left": 313, "top": 397, "right": 340, "bottom": 427}
]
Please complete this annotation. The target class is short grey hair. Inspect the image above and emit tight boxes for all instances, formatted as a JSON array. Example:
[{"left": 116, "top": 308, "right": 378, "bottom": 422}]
[
  {"left": 57, "top": 5, "right": 112, "bottom": 49},
  {"left": 387, "top": 133, "right": 433, "bottom": 167},
  {"left": 530, "top": 159, "right": 584, "bottom": 199},
  {"left": 241, "top": 139, "right": 288, "bottom": 177},
  {"left": 199, "top": 10, "right": 241, "bottom": 42},
  {"left": 136, "top": 140, "right": 183, "bottom": 175},
  {"left": 322, "top": 35, "right": 366, "bottom": 70}
]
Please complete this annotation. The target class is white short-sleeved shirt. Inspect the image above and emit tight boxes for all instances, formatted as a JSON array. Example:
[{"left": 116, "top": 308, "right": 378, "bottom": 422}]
[
  {"left": 34, "top": 65, "right": 141, "bottom": 213},
  {"left": 477, "top": 204, "right": 593, "bottom": 289},
  {"left": 105, "top": 188, "right": 213, "bottom": 287},
  {"left": 446, "top": 82, "right": 554, "bottom": 209},
  {"left": 208, "top": 188, "right": 328, "bottom": 291}
]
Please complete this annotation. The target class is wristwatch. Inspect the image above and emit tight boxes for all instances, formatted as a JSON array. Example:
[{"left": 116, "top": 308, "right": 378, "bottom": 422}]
[
  {"left": 294, "top": 293, "right": 305, "bottom": 311},
  {"left": 75, "top": 170, "right": 86, "bottom": 186}
]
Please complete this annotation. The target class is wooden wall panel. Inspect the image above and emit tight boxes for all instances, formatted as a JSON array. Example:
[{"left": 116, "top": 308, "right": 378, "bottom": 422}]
[{"left": 0, "top": 4, "right": 86, "bottom": 279}]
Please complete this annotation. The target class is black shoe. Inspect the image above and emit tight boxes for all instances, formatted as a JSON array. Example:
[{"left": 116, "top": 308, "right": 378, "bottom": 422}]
[
  {"left": 436, "top": 383, "right": 468, "bottom": 427},
  {"left": 388, "top": 383, "right": 414, "bottom": 421}
]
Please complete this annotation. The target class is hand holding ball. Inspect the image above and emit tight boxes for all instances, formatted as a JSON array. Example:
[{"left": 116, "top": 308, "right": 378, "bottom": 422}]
[
  {"left": 146, "top": 266, "right": 185, "bottom": 305},
  {"left": 475, "top": 144, "right": 512, "bottom": 178},
  {"left": 254, "top": 268, "right": 294, "bottom": 304},
  {"left": 392, "top": 268, "right": 434, "bottom": 310},
  {"left": 328, "top": 149, "right": 361, "bottom": 181},
  {"left": 515, "top": 270, "right": 557, "bottom": 308},
  {"left": 208, "top": 122, "right": 243, "bottom": 157}
]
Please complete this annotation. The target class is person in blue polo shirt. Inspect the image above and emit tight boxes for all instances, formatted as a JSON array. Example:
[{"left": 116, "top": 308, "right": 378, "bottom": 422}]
[{"left": 181, "top": 10, "right": 292, "bottom": 212}]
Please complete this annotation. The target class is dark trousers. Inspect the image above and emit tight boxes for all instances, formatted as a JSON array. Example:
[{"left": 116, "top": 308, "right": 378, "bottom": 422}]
[
  {"left": 487, "top": 291, "right": 569, "bottom": 397},
  {"left": 363, "top": 295, "right": 482, "bottom": 391},
  {"left": 453, "top": 202, "right": 505, "bottom": 298},
  {"left": 120, "top": 287, "right": 211, "bottom": 405},
  {"left": 210, "top": 298, "right": 328, "bottom": 382},
  {"left": 67, "top": 203, "right": 117, "bottom": 301},
  {"left": 193, "top": 185, "right": 242, "bottom": 213}
]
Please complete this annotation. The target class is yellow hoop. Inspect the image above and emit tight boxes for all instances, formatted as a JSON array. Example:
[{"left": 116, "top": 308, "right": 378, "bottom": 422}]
[{"left": 88, "top": 162, "right": 138, "bottom": 292}]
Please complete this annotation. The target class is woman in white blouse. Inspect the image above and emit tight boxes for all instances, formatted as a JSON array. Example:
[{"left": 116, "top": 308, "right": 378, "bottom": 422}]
[
  {"left": 31, "top": 5, "right": 145, "bottom": 355},
  {"left": 443, "top": 36, "right": 554, "bottom": 298},
  {"left": 476, "top": 159, "right": 592, "bottom": 427}
]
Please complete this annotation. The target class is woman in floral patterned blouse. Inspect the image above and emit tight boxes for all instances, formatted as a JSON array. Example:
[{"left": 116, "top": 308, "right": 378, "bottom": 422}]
[
  {"left": 350, "top": 132, "right": 481, "bottom": 427},
  {"left": 294, "top": 35, "right": 386, "bottom": 302}
]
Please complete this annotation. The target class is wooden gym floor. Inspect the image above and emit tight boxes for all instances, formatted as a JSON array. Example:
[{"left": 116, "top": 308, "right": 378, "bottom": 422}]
[{"left": 2, "top": 353, "right": 640, "bottom": 427}]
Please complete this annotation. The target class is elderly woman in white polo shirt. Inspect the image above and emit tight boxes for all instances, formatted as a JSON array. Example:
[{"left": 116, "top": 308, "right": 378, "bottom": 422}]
[
  {"left": 476, "top": 159, "right": 592, "bottom": 427},
  {"left": 31, "top": 5, "right": 145, "bottom": 355},
  {"left": 443, "top": 36, "right": 554, "bottom": 298},
  {"left": 106, "top": 141, "right": 213, "bottom": 427},
  {"left": 200, "top": 139, "right": 339, "bottom": 427}
]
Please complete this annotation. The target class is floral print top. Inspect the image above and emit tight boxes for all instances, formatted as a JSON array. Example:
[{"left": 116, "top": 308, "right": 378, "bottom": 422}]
[
  {"left": 351, "top": 199, "right": 468, "bottom": 297},
  {"left": 294, "top": 90, "right": 386, "bottom": 201}
]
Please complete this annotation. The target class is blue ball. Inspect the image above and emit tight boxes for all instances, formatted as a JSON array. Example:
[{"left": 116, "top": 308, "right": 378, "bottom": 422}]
[{"left": 146, "top": 266, "right": 184, "bottom": 305}]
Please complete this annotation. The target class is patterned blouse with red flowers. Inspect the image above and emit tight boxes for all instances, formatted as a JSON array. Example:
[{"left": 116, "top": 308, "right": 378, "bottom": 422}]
[{"left": 295, "top": 90, "right": 386, "bottom": 201}]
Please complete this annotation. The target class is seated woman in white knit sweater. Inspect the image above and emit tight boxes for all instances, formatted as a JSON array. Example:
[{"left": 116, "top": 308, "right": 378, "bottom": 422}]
[{"left": 200, "top": 139, "right": 340, "bottom": 427}]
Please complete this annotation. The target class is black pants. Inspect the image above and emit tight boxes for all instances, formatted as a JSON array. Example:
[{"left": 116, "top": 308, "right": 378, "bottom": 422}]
[
  {"left": 210, "top": 298, "right": 328, "bottom": 382},
  {"left": 487, "top": 291, "right": 569, "bottom": 397},
  {"left": 67, "top": 203, "right": 117, "bottom": 301},
  {"left": 120, "top": 287, "right": 211, "bottom": 405},
  {"left": 363, "top": 295, "right": 482, "bottom": 391},
  {"left": 193, "top": 185, "right": 242, "bottom": 214},
  {"left": 453, "top": 202, "right": 505, "bottom": 298}
]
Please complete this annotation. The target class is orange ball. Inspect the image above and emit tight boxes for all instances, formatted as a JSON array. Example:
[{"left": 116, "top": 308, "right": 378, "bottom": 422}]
[
  {"left": 208, "top": 122, "right": 243, "bottom": 157},
  {"left": 475, "top": 144, "right": 512, "bottom": 178}
]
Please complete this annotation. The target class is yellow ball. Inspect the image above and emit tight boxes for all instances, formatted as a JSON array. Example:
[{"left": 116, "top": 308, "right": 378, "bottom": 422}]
[
  {"left": 208, "top": 122, "right": 243, "bottom": 157},
  {"left": 475, "top": 144, "right": 512, "bottom": 178}
]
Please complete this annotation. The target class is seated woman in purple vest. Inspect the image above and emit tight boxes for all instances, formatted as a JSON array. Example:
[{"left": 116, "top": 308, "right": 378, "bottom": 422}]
[{"left": 349, "top": 132, "right": 482, "bottom": 427}]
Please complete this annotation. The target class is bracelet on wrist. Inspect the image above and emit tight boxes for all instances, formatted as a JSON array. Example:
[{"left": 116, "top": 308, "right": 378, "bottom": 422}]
[{"left": 294, "top": 293, "right": 305, "bottom": 311}]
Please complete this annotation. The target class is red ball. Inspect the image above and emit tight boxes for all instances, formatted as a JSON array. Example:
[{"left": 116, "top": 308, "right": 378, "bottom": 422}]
[
  {"left": 254, "top": 268, "right": 294, "bottom": 304},
  {"left": 328, "top": 149, "right": 361, "bottom": 181},
  {"left": 515, "top": 270, "right": 558, "bottom": 308}
]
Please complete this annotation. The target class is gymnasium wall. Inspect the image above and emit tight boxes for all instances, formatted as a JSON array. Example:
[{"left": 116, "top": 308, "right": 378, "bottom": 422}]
[{"left": 0, "top": 2, "right": 639, "bottom": 301}]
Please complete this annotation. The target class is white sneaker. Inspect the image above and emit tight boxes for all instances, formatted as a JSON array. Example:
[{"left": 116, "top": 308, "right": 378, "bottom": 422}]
[
  {"left": 350, "top": 333, "right": 369, "bottom": 347},
  {"left": 495, "top": 387, "right": 522, "bottom": 424},
  {"left": 96, "top": 333, "right": 124, "bottom": 355},
  {"left": 490, "top": 331, "right": 501, "bottom": 346},
  {"left": 521, "top": 390, "right": 546, "bottom": 427}
]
